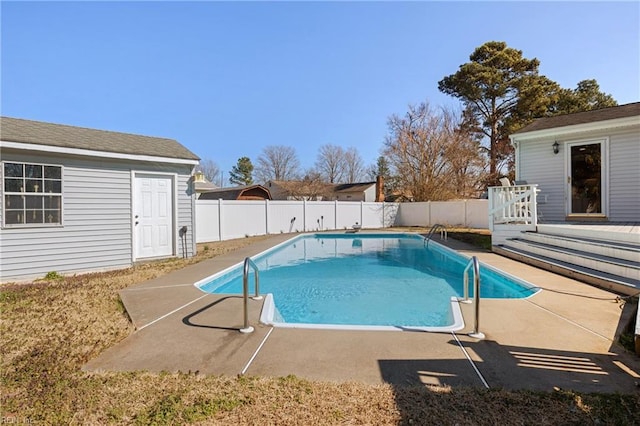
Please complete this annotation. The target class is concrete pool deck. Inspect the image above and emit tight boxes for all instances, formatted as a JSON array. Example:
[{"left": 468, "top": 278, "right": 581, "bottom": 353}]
[{"left": 83, "top": 232, "right": 640, "bottom": 393}]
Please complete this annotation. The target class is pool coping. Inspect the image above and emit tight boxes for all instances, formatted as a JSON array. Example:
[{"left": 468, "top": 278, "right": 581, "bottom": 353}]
[
  {"left": 259, "top": 294, "right": 465, "bottom": 333},
  {"left": 84, "top": 231, "right": 640, "bottom": 393}
]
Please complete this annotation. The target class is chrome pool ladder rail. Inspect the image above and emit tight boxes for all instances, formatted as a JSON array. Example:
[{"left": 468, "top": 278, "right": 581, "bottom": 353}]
[
  {"left": 460, "top": 256, "right": 485, "bottom": 339},
  {"left": 240, "top": 257, "right": 263, "bottom": 334},
  {"left": 424, "top": 224, "right": 448, "bottom": 247}
]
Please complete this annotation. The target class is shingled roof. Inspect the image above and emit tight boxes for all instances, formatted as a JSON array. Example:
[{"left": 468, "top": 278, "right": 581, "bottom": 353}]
[
  {"left": 513, "top": 102, "right": 640, "bottom": 134},
  {"left": 198, "top": 185, "right": 272, "bottom": 200},
  {"left": 0, "top": 116, "right": 199, "bottom": 161},
  {"left": 333, "top": 182, "right": 376, "bottom": 193}
]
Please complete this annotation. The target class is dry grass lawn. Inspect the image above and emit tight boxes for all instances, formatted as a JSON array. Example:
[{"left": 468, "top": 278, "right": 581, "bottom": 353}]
[{"left": 1, "top": 233, "right": 639, "bottom": 424}]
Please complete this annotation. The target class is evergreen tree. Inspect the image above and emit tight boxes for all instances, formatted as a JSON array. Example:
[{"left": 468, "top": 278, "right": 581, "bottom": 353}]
[
  {"left": 438, "top": 41, "right": 560, "bottom": 180},
  {"left": 369, "top": 156, "right": 391, "bottom": 180},
  {"left": 553, "top": 79, "right": 617, "bottom": 115},
  {"left": 367, "top": 156, "right": 397, "bottom": 196},
  {"left": 438, "top": 41, "right": 618, "bottom": 182},
  {"left": 228, "top": 156, "right": 254, "bottom": 186}
]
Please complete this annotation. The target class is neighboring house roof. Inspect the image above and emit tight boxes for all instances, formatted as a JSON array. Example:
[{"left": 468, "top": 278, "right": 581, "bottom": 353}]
[
  {"left": 385, "top": 192, "right": 414, "bottom": 202},
  {"left": 199, "top": 185, "right": 272, "bottom": 200},
  {"left": 513, "top": 102, "right": 640, "bottom": 134},
  {"left": 333, "top": 182, "right": 376, "bottom": 193},
  {"left": 0, "top": 116, "right": 199, "bottom": 161},
  {"left": 267, "top": 180, "right": 332, "bottom": 199},
  {"left": 267, "top": 179, "right": 381, "bottom": 200},
  {"left": 192, "top": 171, "right": 219, "bottom": 193},
  {"left": 194, "top": 180, "right": 218, "bottom": 193}
]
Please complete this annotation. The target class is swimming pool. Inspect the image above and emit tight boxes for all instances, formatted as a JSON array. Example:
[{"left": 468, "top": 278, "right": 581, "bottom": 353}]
[{"left": 196, "top": 233, "right": 538, "bottom": 331}]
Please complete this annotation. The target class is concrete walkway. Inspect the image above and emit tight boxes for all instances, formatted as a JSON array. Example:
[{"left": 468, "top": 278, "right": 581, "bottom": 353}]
[{"left": 84, "top": 233, "right": 640, "bottom": 393}]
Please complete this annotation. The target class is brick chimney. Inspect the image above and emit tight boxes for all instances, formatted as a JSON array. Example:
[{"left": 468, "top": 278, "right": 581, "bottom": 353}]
[{"left": 375, "top": 175, "right": 384, "bottom": 202}]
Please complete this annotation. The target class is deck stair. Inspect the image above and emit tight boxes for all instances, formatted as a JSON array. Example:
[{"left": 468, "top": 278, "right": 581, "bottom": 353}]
[{"left": 493, "top": 225, "right": 640, "bottom": 296}]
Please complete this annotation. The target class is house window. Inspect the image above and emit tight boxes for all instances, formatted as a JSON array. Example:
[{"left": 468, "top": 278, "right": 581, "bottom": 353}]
[{"left": 2, "top": 162, "right": 63, "bottom": 226}]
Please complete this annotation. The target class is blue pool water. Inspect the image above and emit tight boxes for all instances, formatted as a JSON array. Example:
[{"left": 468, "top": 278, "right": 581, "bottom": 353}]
[{"left": 196, "top": 233, "right": 537, "bottom": 330}]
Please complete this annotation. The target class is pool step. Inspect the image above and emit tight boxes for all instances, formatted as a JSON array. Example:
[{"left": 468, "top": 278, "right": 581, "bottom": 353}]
[
  {"left": 495, "top": 231, "right": 640, "bottom": 296},
  {"left": 518, "top": 231, "right": 640, "bottom": 262},
  {"left": 537, "top": 224, "right": 640, "bottom": 245}
]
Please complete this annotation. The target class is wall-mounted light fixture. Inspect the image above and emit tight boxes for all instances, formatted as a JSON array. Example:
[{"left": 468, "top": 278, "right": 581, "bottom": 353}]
[{"left": 552, "top": 141, "right": 559, "bottom": 155}]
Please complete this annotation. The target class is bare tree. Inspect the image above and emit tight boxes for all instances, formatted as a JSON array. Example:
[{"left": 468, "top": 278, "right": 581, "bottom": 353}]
[
  {"left": 199, "top": 158, "right": 221, "bottom": 185},
  {"left": 254, "top": 145, "right": 301, "bottom": 183},
  {"left": 315, "top": 144, "right": 346, "bottom": 183},
  {"left": 280, "top": 170, "right": 332, "bottom": 200},
  {"left": 343, "top": 147, "right": 366, "bottom": 183},
  {"left": 446, "top": 111, "right": 487, "bottom": 198},
  {"left": 383, "top": 101, "right": 483, "bottom": 201}
]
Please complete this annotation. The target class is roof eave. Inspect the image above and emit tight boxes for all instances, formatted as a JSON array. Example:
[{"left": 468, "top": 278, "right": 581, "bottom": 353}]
[
  {"left": 510, "top": 115, "right": 640, "bottom": 142},
  {"left": 0, "top": 140, "right": 200, "bottom": 166}
]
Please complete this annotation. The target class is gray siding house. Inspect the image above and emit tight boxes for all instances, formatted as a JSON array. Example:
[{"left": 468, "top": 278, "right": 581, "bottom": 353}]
[
  {"left": 510, "top": 102, "right": 640, "bottom": 222},
  {"left": 0, "top": 117, "right": 200, "bottom": 282}
]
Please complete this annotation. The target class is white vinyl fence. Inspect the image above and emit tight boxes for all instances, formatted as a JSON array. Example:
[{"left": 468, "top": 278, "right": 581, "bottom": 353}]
[
  {"left": 196, "top": 199, "right": 488, "bottom": 243},
  {"left": 394, "top": 200, "right": 489, "bottom": 229}
]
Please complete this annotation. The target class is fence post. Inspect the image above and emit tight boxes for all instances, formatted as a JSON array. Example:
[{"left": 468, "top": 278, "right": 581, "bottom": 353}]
[
  {"left": 303, "top": 199, "right": 307, "bottom": 232},
  {"left": 488, "top": 188, "right": 494, "bottom": 232},
  {"left": 335, "top": 200, "right": 338, "bottom": 230},
  {"left": 218, "top": 199, "right": 223, "bottom": 241},
  {"left": 464, "top": 199, "right": 468, "bottom": 228},
  {"left": 265, "top": 199, "right": 269, "bottom": 235},
  {"left": 382, "top": 202, "right": 385, "bottom": 227},
  {"left": 360, "top": 201, "right": 364, "bottom": 228}
]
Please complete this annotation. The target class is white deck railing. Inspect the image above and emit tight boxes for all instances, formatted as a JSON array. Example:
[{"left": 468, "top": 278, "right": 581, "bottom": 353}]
[{"left": 488, "top": 184, "right": 538, "bottom": 231}]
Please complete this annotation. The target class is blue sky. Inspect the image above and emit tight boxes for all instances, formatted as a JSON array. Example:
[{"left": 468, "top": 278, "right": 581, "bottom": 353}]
[{"left": 2, "top": 1, "right": 639, "bottom": 182}]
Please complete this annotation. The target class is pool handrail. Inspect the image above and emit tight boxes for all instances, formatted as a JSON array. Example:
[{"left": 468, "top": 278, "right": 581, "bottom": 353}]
[
  {"left": 240, "top": 257, "right": 263, "bottom": 334},
  {"left": 462, "top": 256, "right": 485, "bottom": 339},
  {"left": 424, "top": 224, "right": 448, "bottom": 247}
]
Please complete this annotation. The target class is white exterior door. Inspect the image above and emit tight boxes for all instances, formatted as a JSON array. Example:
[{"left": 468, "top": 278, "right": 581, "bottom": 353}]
[{"left": 134, "top": 174, "right": 174, "bottom": 259}]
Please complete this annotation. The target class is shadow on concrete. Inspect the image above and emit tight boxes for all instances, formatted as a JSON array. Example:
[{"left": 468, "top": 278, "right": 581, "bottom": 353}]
[
  {"left": 182, "top": 295, "right": 244, "bottom": 331},
  {"left": 379, "top": 338, "right": 640, "bottom": 394},
  {"left": 464, "top": 340, "right": 624, "bottom": 392},
  {"left": 377, "top": 336, "right": 482, "bottom": 387},
  {"left": 380, "top": 338, "right": 640, "bottom": 426},
  {"left": 378, "top": 358, "right": 481, "bottom": 388}
]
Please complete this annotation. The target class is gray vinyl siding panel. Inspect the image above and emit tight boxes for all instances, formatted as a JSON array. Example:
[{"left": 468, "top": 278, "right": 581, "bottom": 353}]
[
  {"left": 176, "top": 173, "right": 196, "bottom": 258},
  {"left": 518, "top": 138, "right": 566, "bottom": 221},
  {"left": 609, "top": 131, "right": 640, "bottom": 221},
  {"left": 1, "top": 150, "right": 196, "bottom": 282},
  {"left": 517, "top": 126, "right": 640, "bottom": 222},
  {"left": 1, "top": 153, "right": 132, "bottom": 281}
]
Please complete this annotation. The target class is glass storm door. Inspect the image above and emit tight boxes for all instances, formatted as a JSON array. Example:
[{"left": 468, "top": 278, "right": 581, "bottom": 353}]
[{"left": 569, "top": 142, "right": 603, "bottom": 215}]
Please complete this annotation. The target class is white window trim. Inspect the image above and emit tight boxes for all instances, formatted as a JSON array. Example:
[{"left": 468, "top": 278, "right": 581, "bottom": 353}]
[
  {"left": 2, "top": 161, "right": 64, "bottom": 228},
  {"left": 563, "top": 137, "right": 609, "bottom": 218}
]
